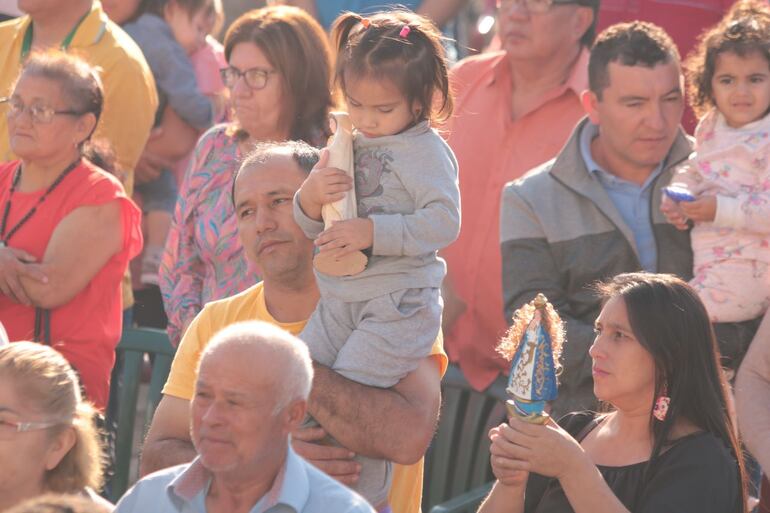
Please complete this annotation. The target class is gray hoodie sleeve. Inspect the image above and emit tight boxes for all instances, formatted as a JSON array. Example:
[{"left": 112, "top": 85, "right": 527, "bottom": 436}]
[
  {"left": 293, "top": 190, "right": 326, "bottom": 240},
  {"left": 369, "top": 142, "right": 460, "bottom": 257}
]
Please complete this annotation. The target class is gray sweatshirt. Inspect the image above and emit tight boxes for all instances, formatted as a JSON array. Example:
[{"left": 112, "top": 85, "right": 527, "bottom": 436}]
[
  {"left": 294, "top": 121, "right": 461, "bottom": 300},
  {"left": 124, "top": 13, "right": 213, "bottom": 130}
]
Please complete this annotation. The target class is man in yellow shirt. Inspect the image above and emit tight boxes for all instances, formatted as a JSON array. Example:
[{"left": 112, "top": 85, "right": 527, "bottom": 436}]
[
  {"left": 0, "top": 0, "right": 158, "bottom": 311},
  {"left": 142, "top": 141, "right": 446, "bottom": 513}
]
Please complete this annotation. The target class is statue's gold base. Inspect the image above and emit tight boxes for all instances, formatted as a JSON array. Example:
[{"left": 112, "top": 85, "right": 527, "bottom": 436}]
[
  {"left": 505, "top": 399, "right": 550, "bottom": 425},
  {"left": 313, "top": 250, "right": 367, "bottom": 276}
]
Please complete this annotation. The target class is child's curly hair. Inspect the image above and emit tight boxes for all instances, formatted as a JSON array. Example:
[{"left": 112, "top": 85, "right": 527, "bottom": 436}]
[{"left": 685, "top": 0, "right": 770, "bottom": 118}]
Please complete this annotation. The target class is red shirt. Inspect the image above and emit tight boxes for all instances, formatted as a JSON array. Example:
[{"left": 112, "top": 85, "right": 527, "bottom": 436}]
[
  {"left": 598, "top": 0, "right": 732, "bottom": 56},
  {"left": 0, "top": 160, "right": 142, "bottom": 410},
  {"left": 442, "top": 50, "right": 589, "bottom": 391}
]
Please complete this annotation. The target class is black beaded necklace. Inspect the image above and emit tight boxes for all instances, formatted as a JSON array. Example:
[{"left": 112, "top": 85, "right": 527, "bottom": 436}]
[{"left": 0, "top": 159, "right": 81, "bottom": 245}]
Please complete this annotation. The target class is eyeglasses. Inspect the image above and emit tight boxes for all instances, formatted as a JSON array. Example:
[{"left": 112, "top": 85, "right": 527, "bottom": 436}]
[
  {"left": 220, "top": 66, "right": 276, "bottom": 91},
  {"left": 0, "top": 97, "right": 85, "bottom": 124},
  {"left": 0, "top": 416, "right": 67, "bottom": 439},
  {"left": 498, "top": 0, "right": 580, "bottom": 14}
]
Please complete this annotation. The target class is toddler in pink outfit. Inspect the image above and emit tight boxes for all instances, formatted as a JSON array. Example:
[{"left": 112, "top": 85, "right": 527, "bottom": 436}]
[{"left": 663, "top": 11, "right": 770, "bottom": 323}]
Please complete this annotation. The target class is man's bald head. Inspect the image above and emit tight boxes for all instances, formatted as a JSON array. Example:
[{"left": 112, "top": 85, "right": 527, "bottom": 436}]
[{"left": 231, "top": 141, "right": 320, "bottom": 205}]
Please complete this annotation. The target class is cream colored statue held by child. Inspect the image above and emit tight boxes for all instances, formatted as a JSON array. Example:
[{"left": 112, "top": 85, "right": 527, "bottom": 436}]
[{"left": 312, "top": 112, "right": 367, "bottom": 276}]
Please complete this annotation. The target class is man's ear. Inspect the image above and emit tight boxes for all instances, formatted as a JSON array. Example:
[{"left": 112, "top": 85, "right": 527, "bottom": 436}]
[
  {"left": 284, "top": 398, "right": 308, "bottom": 432},
  {"left": 581, "top": 89, "right": 601, "bottom": 125}
]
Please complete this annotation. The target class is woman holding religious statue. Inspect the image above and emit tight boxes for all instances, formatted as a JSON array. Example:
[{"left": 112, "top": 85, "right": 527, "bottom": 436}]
[{"left": 479, "top": 273, "right": 746, "bottom": 513}]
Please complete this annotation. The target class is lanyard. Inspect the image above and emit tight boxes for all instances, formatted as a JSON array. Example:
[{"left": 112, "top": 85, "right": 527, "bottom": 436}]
[
  {"left": 0, "top": 159, "right": 81, "bottom": 245},
  {"left": 20, "top": 9, "right": 91, "bottom": 60}
]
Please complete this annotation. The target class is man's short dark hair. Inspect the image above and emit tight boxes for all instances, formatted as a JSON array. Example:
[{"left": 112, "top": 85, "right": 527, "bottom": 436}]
[
  {"left": 588, "top": 21, "right": 680, "bottom": 99},
  {"left": 231, "top": 141, "right": 320, "bottom": 204}
]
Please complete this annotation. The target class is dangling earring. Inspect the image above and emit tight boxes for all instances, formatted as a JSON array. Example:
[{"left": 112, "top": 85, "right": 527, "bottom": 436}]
[{"left": 653, "top": 384, "right": 670, "bottom": 422}]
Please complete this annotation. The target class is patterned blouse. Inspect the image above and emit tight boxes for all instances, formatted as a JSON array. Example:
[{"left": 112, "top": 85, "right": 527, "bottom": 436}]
[{"left": 159, "top": 124, "right": 259, "bottom": 345}]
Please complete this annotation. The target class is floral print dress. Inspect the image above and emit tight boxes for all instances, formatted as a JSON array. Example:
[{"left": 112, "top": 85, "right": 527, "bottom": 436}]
[
  {"left": 670, "top": 109, "right": 770, "bottom": 322},
  {"left": 159, "top": 124, "right": 258, "bottom": 345}
]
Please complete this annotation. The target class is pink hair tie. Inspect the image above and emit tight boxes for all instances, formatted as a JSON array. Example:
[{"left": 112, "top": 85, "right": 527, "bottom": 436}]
[
  {"left": 399, "top": 25, "right": 411, "bottom": 38},
  {"left": 361, "top": 18, "right": 371, "bottom": 28}
]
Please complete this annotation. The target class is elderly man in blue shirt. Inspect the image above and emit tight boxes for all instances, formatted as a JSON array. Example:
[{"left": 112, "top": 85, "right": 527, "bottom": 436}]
[{"left": 114, "top": 321, "right": 374, "bottom": 513}]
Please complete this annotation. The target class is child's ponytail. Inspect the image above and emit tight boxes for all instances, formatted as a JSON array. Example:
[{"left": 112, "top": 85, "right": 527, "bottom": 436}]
[
  {"left": 330, "top": 10, "right": 453, "bottom": 124},
  {"left": 331, "top": 12, "right": 368, "bottom": 67}
]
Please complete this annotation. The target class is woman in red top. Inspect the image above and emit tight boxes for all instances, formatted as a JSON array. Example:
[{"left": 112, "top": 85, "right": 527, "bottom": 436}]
[{"left": 0, "top": 51, "right": 142, "bottom": 410}]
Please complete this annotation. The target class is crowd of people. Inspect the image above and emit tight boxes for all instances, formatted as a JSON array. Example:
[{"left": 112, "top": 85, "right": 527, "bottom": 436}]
[{"left": 0, "top": 0, "right": 769, "bottom": 512}]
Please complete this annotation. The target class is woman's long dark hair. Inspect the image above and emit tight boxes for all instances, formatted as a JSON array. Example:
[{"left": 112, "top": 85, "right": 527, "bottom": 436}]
[{"left": 596, "top": 273, "right": 747, "bottom": 513}]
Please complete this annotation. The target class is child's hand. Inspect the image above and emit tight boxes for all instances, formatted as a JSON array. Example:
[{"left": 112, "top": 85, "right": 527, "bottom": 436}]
[
  {"left": 316, "top": 218, "right": 373, "bottom": 255},
  {"left": 660, "top": 194, "right": 689, "bottom": 230},
  {"left": 298, "top": 149, "right": 353, "bottom": 221},
  {"left": 680, "top": 195, "right": 717, "bottom": 223}
]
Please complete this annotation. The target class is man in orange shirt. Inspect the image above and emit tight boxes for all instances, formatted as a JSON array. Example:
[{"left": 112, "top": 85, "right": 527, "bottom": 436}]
[{"left": 442, "top": 0, "right": 598, "bottom": 393}]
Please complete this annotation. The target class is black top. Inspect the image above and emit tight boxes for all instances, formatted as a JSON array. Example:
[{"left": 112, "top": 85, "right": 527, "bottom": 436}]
[{"left": 523, "top": 412, "right": 741, "bottom": 513}]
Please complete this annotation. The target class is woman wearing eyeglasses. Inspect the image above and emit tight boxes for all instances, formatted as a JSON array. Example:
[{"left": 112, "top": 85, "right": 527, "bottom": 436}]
[
  {"left": 159, "top": 5, "right": 334, "bottom": 347},
  {"left": 0, "top": 52, "right": 142, "bottom": 412},
  {"left": 0, "top": 342, "right": 111, "bottom": 510}
]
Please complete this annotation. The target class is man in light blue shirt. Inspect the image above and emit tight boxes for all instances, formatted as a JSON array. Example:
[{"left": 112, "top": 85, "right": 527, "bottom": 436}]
[
  {"left": 500, "top": 22, "right": 694, "bottom": 416},
  {"left": 114, "top": 321, "right": 374, "bottom": 513},
  {"left": 579, "top": 121, "right": 665, "bottom": 272}
]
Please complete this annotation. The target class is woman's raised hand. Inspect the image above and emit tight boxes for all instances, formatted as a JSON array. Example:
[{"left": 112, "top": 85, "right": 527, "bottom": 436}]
[
  {"left": 493, "top": 417, "right": 588, "bottom": 482},
  {"left": 489, "top": 423, "right": 530, "bottom": 488}
]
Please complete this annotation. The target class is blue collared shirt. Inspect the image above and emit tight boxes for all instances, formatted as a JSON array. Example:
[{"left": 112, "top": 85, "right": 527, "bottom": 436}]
[
  {"left": 114, "top": 445, "right": 375, "bottom": 513},
  {"left": 579, "top": 122, "right": 663, "bottom": 272}
]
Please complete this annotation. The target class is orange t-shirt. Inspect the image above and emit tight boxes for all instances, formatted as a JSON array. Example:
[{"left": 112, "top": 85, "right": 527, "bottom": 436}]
[
  {"left": 442, "top": 50, "right": 589, "bottom": 391},
  {"left": 0, "top": 160, "right": 142, "bottom": 409}
]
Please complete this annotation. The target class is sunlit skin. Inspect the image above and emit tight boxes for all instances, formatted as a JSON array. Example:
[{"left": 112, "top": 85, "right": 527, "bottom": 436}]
[
  {"left": 165, "top": 1, "right": 209, "bottom": 55},
  {"left": 589, "top": 296, "right": 656, "bottom": 411},
  {"left": 297, "top": 73, "right": 422, "bottom": 256},
  {"left": 343, "top": 73, "right": 420, "bottom": 139},
  {"left": 0, "top": 377, "right": 76, "bottom": 511},
  {"left": 191, "top": 343, "right": 306, "bottom": 510},
  {"left": 192, "top": 349, "right": 289, "bottom": 474},
  {"left": 662, "top": 52, "right": 770, "bottom": 227},
  {"left": 7, "top": 74, "right": 95, "bottom": 183},
  {"left": 583, "top": 61, "right": 685, "bottom": 187},
  {"left": 712, "top": 50, "right": 770, "bottom": 129},
  {"left": 496, "top": 0, "right": 591, "bottom": 63},
  {"left": 227, "top": 42, "right": 289, "bottom": 143},
  {"left": 233, "top": 156, "right": 315, "bottom": 289}
]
